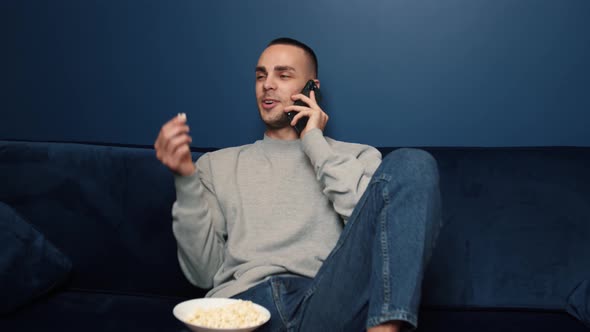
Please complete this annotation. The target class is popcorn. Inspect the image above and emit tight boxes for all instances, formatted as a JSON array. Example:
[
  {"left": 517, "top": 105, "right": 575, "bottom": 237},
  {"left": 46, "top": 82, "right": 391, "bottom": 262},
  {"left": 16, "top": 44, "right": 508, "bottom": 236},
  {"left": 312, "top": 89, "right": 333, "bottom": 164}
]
[
  {"left": 188, "top": 300, "right": 266, "bottom": 328},
  {"left": 177, "top": 112, "right": 187, "bottom": 121}
]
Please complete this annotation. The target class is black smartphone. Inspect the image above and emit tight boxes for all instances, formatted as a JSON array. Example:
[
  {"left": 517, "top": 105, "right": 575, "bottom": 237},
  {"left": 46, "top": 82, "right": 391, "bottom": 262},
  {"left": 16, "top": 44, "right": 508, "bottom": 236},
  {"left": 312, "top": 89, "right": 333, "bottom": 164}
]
[{"left": 286, "top": 80, "right": 322, "bottom": 135}]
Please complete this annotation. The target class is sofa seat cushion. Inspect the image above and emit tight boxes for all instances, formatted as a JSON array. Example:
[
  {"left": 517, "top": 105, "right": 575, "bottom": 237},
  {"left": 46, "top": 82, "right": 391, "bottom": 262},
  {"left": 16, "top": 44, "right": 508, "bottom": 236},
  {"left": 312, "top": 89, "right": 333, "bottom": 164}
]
[
  {"left": 0, "top": 202, "right": 72, "bottom": 314},
  {"left": 2, "top": 292, "right": 588, "bottom": 332},
  {"left": 417, "top": 308, "right": 588, "bottom": 332},
  {"left": 0, "top": 291, "right": 189, "bottom": 332}
]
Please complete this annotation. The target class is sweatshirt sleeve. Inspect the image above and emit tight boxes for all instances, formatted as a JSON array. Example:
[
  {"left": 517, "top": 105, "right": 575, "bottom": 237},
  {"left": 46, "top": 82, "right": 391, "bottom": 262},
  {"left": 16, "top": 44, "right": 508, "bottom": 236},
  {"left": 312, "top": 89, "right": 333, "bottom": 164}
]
[
  {"left": 301, "top": 128, "right": 382, "bottom": 222},
  {"left": 172, "top": 152, "right": 226, "bottom": 289}
]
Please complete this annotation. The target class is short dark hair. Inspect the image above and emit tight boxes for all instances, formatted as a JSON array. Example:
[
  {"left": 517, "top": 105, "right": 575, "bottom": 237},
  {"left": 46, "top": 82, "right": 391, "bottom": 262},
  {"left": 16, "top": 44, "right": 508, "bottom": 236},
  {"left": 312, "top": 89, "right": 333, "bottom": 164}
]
[{"left": 268, "top": 37, "right": 318, "bottom": 78}]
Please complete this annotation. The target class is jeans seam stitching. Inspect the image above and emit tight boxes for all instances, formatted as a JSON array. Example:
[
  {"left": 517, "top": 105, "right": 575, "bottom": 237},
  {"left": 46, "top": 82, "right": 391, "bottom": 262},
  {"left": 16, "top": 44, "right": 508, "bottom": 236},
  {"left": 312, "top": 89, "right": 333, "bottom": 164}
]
[
  {"left": 380, "top": 185, "right": 391, "bottom": 312},
  {"left": 271, "top": 279, "right": 290, "bottom": 328}
]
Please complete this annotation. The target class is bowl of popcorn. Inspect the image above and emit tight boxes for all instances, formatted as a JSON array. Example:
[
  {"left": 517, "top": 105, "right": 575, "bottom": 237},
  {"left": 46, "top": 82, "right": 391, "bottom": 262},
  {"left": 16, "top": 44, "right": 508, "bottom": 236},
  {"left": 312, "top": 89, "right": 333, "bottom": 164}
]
[{"left": 173, "top": 298, "right": 271, "bottom": 332}]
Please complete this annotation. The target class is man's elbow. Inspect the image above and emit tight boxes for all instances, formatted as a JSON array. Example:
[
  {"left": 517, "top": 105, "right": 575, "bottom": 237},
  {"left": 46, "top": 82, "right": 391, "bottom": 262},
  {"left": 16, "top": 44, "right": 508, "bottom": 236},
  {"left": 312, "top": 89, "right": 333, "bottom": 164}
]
[{"left": 177, "top": 250, "right": 215, "bottom": 289}]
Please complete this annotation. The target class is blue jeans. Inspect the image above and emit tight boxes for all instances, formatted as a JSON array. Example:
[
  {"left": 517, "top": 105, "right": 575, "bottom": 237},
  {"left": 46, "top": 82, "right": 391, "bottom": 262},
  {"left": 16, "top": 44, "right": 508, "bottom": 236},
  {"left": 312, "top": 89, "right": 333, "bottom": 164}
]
[{"left": 232, "top": 149, "right": 443, "bottom": 332}]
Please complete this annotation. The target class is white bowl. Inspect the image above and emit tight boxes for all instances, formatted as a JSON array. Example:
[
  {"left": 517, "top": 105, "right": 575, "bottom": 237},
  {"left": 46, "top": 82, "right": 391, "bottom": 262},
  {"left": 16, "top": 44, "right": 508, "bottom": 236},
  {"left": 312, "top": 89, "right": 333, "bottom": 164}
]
[{"left": 173, "top": 298, "right": 271, "bottom": 332}]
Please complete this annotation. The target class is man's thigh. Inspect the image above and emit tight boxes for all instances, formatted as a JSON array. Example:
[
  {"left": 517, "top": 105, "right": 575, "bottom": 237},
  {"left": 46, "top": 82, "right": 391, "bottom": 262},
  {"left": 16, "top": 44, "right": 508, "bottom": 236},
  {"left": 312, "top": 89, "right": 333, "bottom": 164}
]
[
  {"left": 298, "top": 148, "right": 442, "bottom": 331},
  {"left": 296, "top": 178, "right": 383, "bottom": 331},
  {"left": 232, "top": 275, "right": 312, "bottom": 332}
]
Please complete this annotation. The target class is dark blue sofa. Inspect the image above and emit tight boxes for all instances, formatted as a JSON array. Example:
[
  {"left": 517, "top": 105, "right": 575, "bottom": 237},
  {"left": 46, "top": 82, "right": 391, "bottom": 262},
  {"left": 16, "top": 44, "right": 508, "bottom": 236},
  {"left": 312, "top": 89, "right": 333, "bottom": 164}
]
[{"left": 1, "top": 140, "right": 589, "bottom": 331}]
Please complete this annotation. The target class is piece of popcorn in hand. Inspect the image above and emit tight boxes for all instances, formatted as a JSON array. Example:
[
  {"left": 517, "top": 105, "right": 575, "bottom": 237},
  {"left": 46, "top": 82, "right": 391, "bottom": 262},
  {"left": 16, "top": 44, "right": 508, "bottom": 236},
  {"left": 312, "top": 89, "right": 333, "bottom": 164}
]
[{"left": 177, "top": 112, "right": 187, "bottom": 121}]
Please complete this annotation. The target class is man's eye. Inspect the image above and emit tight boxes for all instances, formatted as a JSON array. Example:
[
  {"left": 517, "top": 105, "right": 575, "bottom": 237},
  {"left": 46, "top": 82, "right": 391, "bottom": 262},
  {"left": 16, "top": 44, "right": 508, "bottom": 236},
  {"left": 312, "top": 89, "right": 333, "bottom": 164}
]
[
  {"left": 256, "top": 75, "right": 266, "bottom": 80},
  {"left": 280, "top": 75, "right": 290, "bottom": 79}
]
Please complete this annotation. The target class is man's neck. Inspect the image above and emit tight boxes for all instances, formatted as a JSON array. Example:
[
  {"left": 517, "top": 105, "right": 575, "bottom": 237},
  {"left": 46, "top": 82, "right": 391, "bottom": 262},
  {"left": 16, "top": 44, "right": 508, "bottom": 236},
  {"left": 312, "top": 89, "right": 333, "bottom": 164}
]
[{"left": 265, "top": 127, "right": 299, "bottom": 140}]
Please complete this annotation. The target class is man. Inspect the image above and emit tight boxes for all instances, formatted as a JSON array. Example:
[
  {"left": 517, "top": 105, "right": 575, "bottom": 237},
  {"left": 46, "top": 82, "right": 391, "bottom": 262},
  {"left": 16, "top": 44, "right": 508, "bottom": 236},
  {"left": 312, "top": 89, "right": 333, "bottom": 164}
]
[{"left": 155, "top": 38, "right": 442, "bottom": 332}]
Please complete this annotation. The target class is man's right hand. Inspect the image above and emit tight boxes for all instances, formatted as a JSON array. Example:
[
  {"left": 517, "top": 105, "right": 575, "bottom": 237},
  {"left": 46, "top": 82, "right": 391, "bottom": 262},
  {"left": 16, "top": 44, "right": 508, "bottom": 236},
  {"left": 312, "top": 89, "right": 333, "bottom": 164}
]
[{"left": 154, "top": 113, "right": 196, "bottom": 176}]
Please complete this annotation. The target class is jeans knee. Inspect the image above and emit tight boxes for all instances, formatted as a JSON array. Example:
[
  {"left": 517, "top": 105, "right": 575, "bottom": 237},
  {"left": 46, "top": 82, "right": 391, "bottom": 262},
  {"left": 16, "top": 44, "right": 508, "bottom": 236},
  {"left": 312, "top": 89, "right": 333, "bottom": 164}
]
[{"left": 380, "top": 148, "right": 439, "bottom": 187}]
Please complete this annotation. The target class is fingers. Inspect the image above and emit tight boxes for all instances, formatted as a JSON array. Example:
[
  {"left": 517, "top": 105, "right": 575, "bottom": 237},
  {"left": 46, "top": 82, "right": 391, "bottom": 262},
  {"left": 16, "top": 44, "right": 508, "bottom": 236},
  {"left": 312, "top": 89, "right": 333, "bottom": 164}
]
[
  {"left": 286, "top": 108, "right": 329, "bottom": 127},
  {"left": 161, "top": 114, "right": 188, "bottom": 138},
  {"left": 284, "top": 91, "right": 329, "bottom": 134},
  {"left": 154, "top": 113, "right": 196, "bottom": 176},
  {"left": 155, "top": 114, "right": 190, "bottom": 150},
  {"left": 284, "top": 105, "right": 311, "bottom": 113},
  {"left": 156, "top": 128, "right": 190, "bottom": 155},
  {"left": 159, "top": 112, "right": 187, "bottom": 136},
  {"left": 162, "top": 125, "right": 190, "bottom": 150},
  {"left": 173, "top": 143, "right": 191, "bottom": 160},
  {"left": 169, "top": 133, "right": 192, "bottom": 154},
  {"left": 156, "top": 134, "right": 193, "bottom": 170},
  {"left": 288, "top": 110, "right": 312, "bottom": 126},
  {"left": 155, "top": 125, "right": 189, "bottom": 156},
  {"left": 284, "top": 91, "right": 325, "bottom": 127},
  {"left": 290, "top": 92, "right": 317, "bottom": 108},
  {"left": 168, "top": 144, "right": 191, "bottom": 168}
]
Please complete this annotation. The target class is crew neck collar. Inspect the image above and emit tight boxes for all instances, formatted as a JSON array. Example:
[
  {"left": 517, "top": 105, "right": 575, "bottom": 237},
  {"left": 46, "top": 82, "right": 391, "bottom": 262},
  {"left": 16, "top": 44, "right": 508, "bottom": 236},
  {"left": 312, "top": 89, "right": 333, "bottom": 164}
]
[{"left": 259, "top": 134, "right": 302, "bottom": 153}]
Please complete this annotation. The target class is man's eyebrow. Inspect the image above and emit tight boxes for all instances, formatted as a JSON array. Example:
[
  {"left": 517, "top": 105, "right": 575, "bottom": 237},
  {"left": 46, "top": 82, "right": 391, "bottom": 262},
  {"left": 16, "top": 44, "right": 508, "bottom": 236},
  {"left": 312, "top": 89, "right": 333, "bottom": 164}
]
[
  {"left": 274, "top": 66, "right": 296, "bottom": 72},
  {"left": 255, "top": 66, "right": 296, "bottom": 73}
]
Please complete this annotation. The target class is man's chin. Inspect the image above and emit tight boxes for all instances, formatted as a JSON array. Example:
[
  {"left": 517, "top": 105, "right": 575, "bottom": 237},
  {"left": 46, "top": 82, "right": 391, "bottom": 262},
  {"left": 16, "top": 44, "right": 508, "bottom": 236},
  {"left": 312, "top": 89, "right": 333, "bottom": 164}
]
[
  {"left": 260, "top": 114, "right": 291, "bottom": 129},
  {"left": 264, "top": 120, "right": 291, "bottom": 130}
]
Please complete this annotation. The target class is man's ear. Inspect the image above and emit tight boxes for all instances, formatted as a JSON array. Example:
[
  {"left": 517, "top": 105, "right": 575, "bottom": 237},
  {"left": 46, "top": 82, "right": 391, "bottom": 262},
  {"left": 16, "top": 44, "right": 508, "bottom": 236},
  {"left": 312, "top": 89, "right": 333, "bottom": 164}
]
[{"left": 313, "top": 79, "right": 320, "bottom": 89}]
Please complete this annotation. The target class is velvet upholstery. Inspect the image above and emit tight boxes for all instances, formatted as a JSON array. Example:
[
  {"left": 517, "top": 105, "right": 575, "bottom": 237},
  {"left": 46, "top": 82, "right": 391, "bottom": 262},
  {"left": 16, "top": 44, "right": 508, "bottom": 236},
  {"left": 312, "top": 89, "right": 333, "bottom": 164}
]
[
  {"left": 420, "top": 147, "right": 590, "bottom": 309},
  {"left": 567, "top": 279, "right": 590, "bottom": 328},
  {"left": 0, "top": 141, "right": 205, "bottom": 299},
  {"left": 1, "top": 140, "right": 589, "bottom": 330},
  {"left": 416, "top": 308, "right": 587, "bottom": 332},
  {"left": 0, "top": 291, "right": 186, "bottom": 331},
  {"left": 0, "top": 202, "right": 72, "bottom": 314},
  {"left": 2, "top": 294, "right": 587, "bottom": 332}
]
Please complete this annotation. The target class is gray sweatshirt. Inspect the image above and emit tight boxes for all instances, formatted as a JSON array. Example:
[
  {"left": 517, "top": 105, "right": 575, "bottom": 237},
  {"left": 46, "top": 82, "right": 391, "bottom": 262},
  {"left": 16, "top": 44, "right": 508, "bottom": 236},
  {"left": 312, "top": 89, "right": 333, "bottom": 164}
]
[{"left": 172, "top": 128, "right": 382, "bottom": 298}]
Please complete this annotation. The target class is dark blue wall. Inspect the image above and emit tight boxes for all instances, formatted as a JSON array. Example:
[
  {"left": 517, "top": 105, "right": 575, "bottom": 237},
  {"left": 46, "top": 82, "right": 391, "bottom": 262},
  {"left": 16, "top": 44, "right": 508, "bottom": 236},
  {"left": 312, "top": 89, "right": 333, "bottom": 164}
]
[{"left": 2, "top": 0, "right": 589, "bottom": 148}]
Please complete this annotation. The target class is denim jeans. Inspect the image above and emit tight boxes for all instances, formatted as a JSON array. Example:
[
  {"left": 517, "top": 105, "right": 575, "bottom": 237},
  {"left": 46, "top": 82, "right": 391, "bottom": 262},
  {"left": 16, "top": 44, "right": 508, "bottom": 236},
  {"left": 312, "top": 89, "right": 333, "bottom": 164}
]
[{"left": 232, "top": 148, "right": 443, "bottom": 332}]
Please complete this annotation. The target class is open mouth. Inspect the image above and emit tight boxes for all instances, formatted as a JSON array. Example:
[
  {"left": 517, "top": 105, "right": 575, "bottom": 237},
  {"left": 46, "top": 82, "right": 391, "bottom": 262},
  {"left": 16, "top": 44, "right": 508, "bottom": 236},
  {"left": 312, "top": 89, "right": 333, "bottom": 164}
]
[{"left": 261, "top": 99, "right": 279, "bottom": 110}]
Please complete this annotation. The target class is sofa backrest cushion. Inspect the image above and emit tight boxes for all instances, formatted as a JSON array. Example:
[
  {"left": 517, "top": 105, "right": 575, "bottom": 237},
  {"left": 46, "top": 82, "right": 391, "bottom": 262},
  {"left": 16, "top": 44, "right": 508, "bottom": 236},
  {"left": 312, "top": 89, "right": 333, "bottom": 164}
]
[
  {"left": 0, "top": 141, "right": 205, "bottom": 298},
  {"left": 421, "top": 148, "right": 590, "bottom": 310},
  {"left": 1, "top": 141, "right": 589, "bottom": 309},
  {"left": 0, "top": 201, "right": 72, "bottom": 313}
]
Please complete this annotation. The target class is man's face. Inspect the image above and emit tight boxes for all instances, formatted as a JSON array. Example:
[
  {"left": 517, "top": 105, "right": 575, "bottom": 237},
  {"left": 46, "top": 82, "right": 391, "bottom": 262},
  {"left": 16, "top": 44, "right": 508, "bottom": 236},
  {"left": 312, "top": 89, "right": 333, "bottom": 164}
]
[{"left": 255, "top": 44, "right": 315, "bottom": 129}]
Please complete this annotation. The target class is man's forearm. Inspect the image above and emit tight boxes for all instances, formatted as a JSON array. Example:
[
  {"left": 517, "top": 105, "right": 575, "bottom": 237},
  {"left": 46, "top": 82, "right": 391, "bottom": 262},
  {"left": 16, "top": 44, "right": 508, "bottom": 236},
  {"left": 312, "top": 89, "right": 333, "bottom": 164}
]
[
  {"left": 172, "top": 162, "right": 226, "bottom": 288},
  {"left": 301, "top": 129, "right": 382, "bottom": 221}
]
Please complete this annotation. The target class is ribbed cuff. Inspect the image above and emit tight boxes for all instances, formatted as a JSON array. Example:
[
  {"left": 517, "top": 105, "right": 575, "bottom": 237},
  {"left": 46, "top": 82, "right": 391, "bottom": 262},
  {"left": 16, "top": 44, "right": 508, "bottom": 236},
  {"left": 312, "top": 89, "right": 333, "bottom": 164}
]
[
  {"left": 173, "top": 166, "right": 202, "bottom": 206},
  {"left": 366, "top": 308, "right": 418, "bottom": 332}
]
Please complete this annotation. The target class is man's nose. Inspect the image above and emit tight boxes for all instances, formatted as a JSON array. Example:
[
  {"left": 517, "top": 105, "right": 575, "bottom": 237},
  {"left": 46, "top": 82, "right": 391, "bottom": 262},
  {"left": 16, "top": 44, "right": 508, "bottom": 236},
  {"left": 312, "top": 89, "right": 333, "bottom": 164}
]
[{"left": 263, "top": 77, "right": 276, "bottom": 90}]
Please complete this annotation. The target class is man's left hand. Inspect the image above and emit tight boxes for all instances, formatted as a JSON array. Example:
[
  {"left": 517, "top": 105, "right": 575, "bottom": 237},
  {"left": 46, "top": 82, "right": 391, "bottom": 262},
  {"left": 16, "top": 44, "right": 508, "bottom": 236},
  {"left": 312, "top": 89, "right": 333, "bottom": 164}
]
[{"left": 284, "top": 90, "right": 329, "bottom": 138}]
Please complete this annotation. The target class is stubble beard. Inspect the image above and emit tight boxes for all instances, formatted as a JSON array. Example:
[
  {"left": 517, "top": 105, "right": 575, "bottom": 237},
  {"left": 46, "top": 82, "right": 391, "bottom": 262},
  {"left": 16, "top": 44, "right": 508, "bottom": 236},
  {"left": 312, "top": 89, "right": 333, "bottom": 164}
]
[
  {"left": 265, "top": 113, "right": 291, "bottom": 129},
  {"left": 260, "top": 105, "right": 291, "bottom": 129}
]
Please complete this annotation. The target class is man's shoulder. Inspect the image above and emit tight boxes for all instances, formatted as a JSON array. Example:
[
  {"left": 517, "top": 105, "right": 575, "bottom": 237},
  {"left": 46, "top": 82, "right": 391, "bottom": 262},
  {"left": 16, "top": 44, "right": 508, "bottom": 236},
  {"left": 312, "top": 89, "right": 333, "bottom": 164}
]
[
  {"left": 198, "top": 143, "right": 257, "bottom": 163},
  {"left": 212, "top": 143, "right": 254, "bottom": 156},
  {"left": 324, "top": 136, "right": 371, "bottom": 148},
  {"left": 324, "top": 136, "right": 380, "bottom": 156}
]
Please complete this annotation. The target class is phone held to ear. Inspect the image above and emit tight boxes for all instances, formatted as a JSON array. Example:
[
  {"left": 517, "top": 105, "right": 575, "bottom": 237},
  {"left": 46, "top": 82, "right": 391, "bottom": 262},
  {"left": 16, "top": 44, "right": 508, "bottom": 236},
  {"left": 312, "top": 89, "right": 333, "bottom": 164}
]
[{"left": 286, "top": 80, "right": 322, "bottom": 135}]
